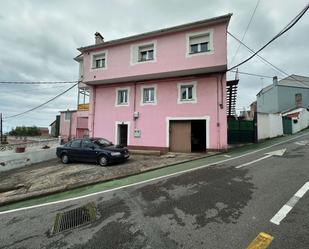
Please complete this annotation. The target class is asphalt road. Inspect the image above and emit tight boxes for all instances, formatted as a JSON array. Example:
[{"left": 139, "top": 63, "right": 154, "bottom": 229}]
[{"left": 1, "top": 134, "right": 309, "bottom": 249}]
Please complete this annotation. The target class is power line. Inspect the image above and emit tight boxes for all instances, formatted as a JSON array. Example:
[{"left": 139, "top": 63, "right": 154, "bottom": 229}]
[
  {"left": 228, "top": 3, "right": 309, "bottom": 71},
  {"left": 229, "top": 70, "right": 275, "bottom": 79},
  {"left": 228, "top": 31, "right": 288, "bottom": 76},
  {"left": 228, "top": 31, "right": 309, "bottom": 87},
  {"left": 4, "top": 82, "right": 78, "bottom": 119},
  {"left": 0, "top": 80, "right": 78, "bottom": 85},
  {"left": 229, "top": 0, "right": 260, "bottom": 65}
]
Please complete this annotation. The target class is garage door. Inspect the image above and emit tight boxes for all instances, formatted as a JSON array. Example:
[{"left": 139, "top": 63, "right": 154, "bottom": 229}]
[{"left": 169, "top": 121, "right": 191, "bottom": 153}]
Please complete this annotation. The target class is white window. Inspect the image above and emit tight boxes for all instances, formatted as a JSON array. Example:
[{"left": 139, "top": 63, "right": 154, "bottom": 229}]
[
  {"left": 177, "top": 82, "right": 197, "bottom": 104},
  {"left": 131, "top": 41, "right": 157, "bottom": 65},
  {"left": 141, "top": 85, "right": 157, "bottom": 105},
  {"left": 78, "top": 88, "right": 90, "bottom": 105},
  {"left": 91, "top": 51, "right": 107, "bottom": 70},
  {"left": 116, "top": 88, "right": 130, "bottom": 106},
  {"left": 186, "top": 30, "right": 214, "bottom": 57},
  {"left": 64, "top": 112, "right": 71, "bottom": 121},
  {"left": 139, "top": 44, "right": 154, "bottom": 62}
]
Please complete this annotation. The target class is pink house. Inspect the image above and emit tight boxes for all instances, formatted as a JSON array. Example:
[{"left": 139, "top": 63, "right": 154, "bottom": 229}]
[{"left": 73, "top": 14, "right": 231, "bottom": 153}]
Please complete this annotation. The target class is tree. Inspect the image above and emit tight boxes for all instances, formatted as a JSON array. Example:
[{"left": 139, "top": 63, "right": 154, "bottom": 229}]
[{"left": 9, "top": 126, "right": 41, "bottom": 136}]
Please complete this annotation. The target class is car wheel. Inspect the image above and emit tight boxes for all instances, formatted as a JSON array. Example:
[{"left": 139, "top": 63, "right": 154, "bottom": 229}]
[
  {"left": 98, "top": 155, "right": 108, "bottom": 166},
  {"left": 61, "top": 154, "right": 69, "bottom": 164}
]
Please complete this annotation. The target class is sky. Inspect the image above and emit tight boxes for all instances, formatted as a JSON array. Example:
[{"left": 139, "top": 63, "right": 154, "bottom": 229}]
[{"left": 0, "top": 0, "right": 308, "bottom": 132}]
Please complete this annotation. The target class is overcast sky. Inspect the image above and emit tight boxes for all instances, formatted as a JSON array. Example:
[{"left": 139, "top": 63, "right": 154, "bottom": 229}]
[{"left": 0, "top": 0, "right": 308, "bottom": 132}]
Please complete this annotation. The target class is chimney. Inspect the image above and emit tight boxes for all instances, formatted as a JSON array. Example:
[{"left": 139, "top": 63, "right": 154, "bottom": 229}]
[
  {"left": 95, "top": 32, "right": 104, "bottom": 44},
  {"left": 273, "top": 76, "right": 278, "bottom": 86}
]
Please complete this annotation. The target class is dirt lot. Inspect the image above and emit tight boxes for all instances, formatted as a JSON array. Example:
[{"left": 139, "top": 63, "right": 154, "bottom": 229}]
[{"left": 0, "top": 152, "right": 216, "bottom": 206}]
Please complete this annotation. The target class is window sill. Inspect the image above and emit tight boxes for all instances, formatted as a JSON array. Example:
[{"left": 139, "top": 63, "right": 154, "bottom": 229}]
[
  {"left": 178, "top": 99, "right": 197, "bottom": 104},
  {"left": 189, "top": 50, "right": 211, "bottom": 55},
  {"left": 186, "top": 50, "right": 214, "bottom": 58},
  {"left": 141, "top": 101, "right": 157, "bottom": 106},
  {"left": 116, "top": 103, "right": 129, "bottom": 107}
]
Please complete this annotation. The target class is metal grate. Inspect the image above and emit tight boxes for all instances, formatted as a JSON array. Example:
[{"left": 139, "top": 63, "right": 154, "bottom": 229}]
[{"left": 52, "top": 202, "right": 96, "bottom": 234}]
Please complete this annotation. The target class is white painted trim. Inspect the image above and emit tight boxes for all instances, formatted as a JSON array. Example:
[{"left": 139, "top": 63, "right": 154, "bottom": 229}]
[
  {"left": 115, "top": 121, "right": 130, "bottom": 146},
  {"left": 177, "top": 81, "right": 197, "bottom": 104},
  {"left": 1, "top": 132, "right": 309, "bottom": 215},
  {"left": 90, "top": 50, "right": 108, "bottom": 71},
  {"left": 166, "top": 116, "right": 210, "bottom": 149},
  {"left": 115, "top": 87, "right": 130, "bottom": 107},
  {"left": 186, "top": 29, "right": 214, "bottom": 58},
  {"left": 130, "top": 40, "right": 157, "bottom": 65},
  {"left": 140, "top": 84, "right": 157, "bottom": 106}
]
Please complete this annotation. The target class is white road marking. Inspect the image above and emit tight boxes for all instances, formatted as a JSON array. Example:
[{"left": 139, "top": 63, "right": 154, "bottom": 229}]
[
  {"left": 236, "top": 149, "right": 286, "bottom": 169},
  {"left": 0, "top": 132, "right": 308, "bottom": 215},
  {"left": 270, "top": 182, "right": 309, "bottom": 225},
  {"left": 236, "top": 155, "right": 272, "bottom": 169},
  {"left": 294, "top": 140, "right": 309, "bottom": 146}
]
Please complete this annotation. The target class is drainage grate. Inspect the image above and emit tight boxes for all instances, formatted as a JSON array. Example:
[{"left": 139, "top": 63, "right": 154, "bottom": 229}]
[{"left": 52, "top": 202, "right": 96, "bottom": 234}]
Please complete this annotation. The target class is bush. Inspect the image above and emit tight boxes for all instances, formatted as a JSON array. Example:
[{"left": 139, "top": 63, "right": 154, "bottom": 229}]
[{"left": 9, "top": 126, "right": 41, "bottom": 136}]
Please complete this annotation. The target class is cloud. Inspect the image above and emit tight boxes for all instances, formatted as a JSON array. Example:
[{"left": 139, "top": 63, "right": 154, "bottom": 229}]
[{"left": 0, "top": 0, "right": 308, "bottom": 132}]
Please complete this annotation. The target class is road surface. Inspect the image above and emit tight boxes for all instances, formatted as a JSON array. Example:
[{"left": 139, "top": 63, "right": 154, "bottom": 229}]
[{"left": 1, "top": 133, "right": 309, "bottom": 248}]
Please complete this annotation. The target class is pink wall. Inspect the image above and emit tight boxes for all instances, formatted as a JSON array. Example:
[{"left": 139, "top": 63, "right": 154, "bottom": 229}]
[
  {"left": 82, "top": 23, "right": 227, "bottom": 83},
  {"left": 92, "top": 74, "right": 227, "bottom": 150},
  {"left": 60, "top": 112, "right": 77, "bottom": 140}
]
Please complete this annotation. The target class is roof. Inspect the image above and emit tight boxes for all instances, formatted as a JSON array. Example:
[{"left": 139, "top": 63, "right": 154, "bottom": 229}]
[
  {"left": 49, "top": 120, "right": 56, "bottom": 126},
  {"left": 278, "top": 74, "right": 309, "bottom": 88},
  {"left": 257, "top": 74, "right": 309, "bottom": 96},
  {"left": 59, "top": 110, "right": 77, "bottom": 113},
  {"left": 77, "top": 13, "right": 232, "bottom": 52},
  {"left": 282, "top": 107, "right": 307, "bottom": 116}
]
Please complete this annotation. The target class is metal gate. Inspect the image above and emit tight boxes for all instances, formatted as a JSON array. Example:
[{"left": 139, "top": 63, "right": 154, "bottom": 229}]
[{"left": 228, "top": 120, "right": 256, "bottom": 144}]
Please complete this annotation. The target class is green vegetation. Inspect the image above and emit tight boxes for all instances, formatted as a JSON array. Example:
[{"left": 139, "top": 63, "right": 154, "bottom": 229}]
[{"left": 9, "top": 126, "right": 41, "bottom": 136}]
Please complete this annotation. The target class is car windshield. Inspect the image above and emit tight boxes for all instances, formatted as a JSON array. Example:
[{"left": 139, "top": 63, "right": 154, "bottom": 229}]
[{"left": 94, "top": 138, "right": 113, "bottom": 147}]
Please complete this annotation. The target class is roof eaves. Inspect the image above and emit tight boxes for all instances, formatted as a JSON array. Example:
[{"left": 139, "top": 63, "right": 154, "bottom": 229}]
[{"left": 77, "top": 13, "right": 232, "bottom": 52}]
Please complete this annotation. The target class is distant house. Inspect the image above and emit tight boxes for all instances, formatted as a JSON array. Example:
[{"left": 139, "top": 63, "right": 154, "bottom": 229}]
[
  {"left": 257, "top": 75, "right": 309, "bottom": 113},
  {"left": 39, "top": 127, "right": 50, "bottom": 136},
  {"left": 70, "top": 14, "right": 232, "bottom": 153},
  {"left": 50, "top": 115, "right": 60, "bottom": 137}
]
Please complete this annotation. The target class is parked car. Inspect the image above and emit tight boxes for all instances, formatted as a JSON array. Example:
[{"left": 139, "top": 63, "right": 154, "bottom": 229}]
[{"left": 56, "top": 138, "right": 129, "bottom": 166}]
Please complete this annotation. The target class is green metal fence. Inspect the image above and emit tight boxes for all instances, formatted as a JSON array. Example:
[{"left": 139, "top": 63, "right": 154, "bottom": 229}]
[{"left": 228, "top": 120, "right": 256, "bottom": 144}]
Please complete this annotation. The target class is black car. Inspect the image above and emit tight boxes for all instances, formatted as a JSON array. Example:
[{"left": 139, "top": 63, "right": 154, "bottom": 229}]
[{"left": 56, "top": 138, "right": 129, "bottom": 166}]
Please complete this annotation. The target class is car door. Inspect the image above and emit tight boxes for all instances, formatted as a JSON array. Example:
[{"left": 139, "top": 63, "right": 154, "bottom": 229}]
[
  {"left": 68, "top": 139, "right": 83, "bottom": 161},
  {"left": 81, "top": 139, "right": 99, "bottom": 162}
]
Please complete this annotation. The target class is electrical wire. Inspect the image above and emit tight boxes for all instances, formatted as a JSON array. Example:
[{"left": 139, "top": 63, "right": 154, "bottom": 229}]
[
  {"left": 228, "top": 3, "right": 309, "bottom": 72},
  {"left": 229, "top": 0, "right": 260, "bottom": 65},
  {"left": 229, "top": 70, "right": 275, "bottom": 79},
  {"left": 0, "top": 80, "right": 78, "bottom": 85},
  {"left": 228, "top": 31, "right": 309, "bottom": 87},
  {"left": 4, "top": 82, "right": 78, "bottom": 119}
]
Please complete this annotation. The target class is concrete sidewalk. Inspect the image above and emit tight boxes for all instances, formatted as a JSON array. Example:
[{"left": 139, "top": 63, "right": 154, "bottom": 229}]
[{"left": 0, "top": 152, "right": 217, "bottom": 206}]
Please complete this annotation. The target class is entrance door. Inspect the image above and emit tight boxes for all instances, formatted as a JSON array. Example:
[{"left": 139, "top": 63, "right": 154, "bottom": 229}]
[
  {"left": 118, "top": 124, "right": 128, "bottom": 147},
  {"left": 191, "top": 120, "right": 206, "bottom": 152},
  {"left": 169, "top": 121, "right": 191, "bottom": 152}
]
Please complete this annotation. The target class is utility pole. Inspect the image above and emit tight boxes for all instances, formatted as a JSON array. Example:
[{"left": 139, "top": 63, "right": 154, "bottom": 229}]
[{"left": 0, "top": 113, "right": 3, "bottom": 144}]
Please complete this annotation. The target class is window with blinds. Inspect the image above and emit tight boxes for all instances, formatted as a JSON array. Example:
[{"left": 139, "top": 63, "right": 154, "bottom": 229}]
[
  {"left": 189, "top": 33, "right": 210, "bottom": 54},
  {"left": 92, "top": 52, "right": 106, "bottom": 69}
]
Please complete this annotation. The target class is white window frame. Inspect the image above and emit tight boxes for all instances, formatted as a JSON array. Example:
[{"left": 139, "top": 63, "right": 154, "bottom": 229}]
[
  {"left": 64, "top": 112, "right": 71, "bottom": 121},
  {"left": 130, "top": 40, "right": 157, "bottom": 65},
  {"left": 90, "top": 50, "right": 108, "bottom": 71},
  {"left": 115, "top": 87, "right": 130, "bottom": 107},
  {"left": 140, "top": 84, "right": 157, "bottom": 106},
  {"left": 78, "top": 87, "right": 90, "bottom": 105},
  {"left": 186, "top": 29, "right": 214, "bottom": 58},
  {"left": 177, "top": 81, "right": 197, "bottom": 104}
]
